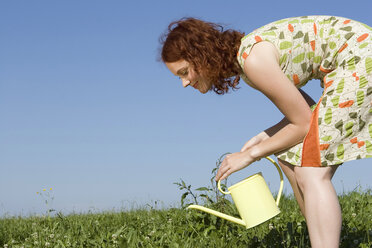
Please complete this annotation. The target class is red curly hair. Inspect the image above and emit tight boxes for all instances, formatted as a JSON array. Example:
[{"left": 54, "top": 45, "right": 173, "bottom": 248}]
[{"left": 160, "top": 18, "right": 245, "bottom": 94}]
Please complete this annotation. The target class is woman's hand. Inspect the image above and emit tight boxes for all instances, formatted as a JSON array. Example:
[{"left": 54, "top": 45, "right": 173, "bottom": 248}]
[
  {"left": 215, "top": 150, "right": 257, "bottom": 181},
  {"left": 215, "top": 132, "right": 268, "bottom": 181}
]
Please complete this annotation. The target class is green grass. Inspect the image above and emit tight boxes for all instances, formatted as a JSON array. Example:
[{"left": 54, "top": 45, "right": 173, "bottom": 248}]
[
  {"left": 1, "top": 190, "right": 371, "bottom": 248},
  {"left": 1, "top": 154, "right": 371, "bottom": 247}
]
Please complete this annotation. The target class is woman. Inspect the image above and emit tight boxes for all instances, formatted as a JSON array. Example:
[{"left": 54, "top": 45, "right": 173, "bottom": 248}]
[{"left": 160, "top": 16, "right": 372, "bottom": 247}]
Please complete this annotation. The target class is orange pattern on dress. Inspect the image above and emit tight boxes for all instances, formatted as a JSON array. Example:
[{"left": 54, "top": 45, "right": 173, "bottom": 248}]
[
  {"left": 350, "top": 137, "right": 358, "bottom": 144},
  {"left": 338, "top": 43, "right": 348, "bottom": 53},
  {"left": 339, "top": 100, "right": 354, "bottom": 108},
  {"left": 293, "top": 74, "right": 300, "bottom": 85},
  {"left": 357, "top": 33, "right": 369, "bottom": 42},
  {"left": 320, "top": 144, "right": 330, "bottom": 150},
  {"left": 288, "top": 24, "right": 294, "bottom": 32},
  {"left": 324, "top": 80, "right": 334, "bottom": 88},
  {"left": 310, "top": 40, "right": 316, "bottom": 51},
  {"left": 255, "top": 36, "right": 262, "bottom": 42}
]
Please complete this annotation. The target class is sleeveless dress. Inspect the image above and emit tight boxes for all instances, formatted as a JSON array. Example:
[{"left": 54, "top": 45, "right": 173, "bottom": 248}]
[{"left": 237, "top": 15, "right": 372, "bottom": 167}]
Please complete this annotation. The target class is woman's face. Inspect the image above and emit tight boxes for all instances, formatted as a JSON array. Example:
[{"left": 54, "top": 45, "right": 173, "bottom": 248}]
[{"left": 165, "top": 60, "right": 211, "bottom": 94}]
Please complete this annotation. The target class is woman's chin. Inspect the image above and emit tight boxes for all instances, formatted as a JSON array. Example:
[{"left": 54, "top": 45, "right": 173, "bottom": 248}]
[
  {"left": 199, "top": 85, "right": 212, "bottom": 94},
  {"left": 199, "top": 88, "right": 208, "bottom": 94}
]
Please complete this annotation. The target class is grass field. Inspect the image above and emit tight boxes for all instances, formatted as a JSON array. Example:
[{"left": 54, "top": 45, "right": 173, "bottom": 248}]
[
  {"left": 1, "top": 154, "right": 372, "bottom": 248},
  {"left": 1, "top": 188, "right": 371, "bottom": 248}
]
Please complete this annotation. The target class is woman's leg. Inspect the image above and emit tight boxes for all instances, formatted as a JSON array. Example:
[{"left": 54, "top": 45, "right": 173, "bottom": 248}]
[
  {"left": 294, "top": 165, "right": 341, "bottom": 248},
  {"left": 277, "top": 159, "right": 306, "bottom": 216}
]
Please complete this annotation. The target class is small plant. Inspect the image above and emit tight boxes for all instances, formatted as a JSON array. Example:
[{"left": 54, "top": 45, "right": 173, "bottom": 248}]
[
  {"left": 173, "top": 179, "right": 199, "bottom": 207},
  {"left": 36, "top": 188, "right": 55, "bottom": 218},
  {"left": 173, "top": 153, "right": 231, "bottom": 208}
]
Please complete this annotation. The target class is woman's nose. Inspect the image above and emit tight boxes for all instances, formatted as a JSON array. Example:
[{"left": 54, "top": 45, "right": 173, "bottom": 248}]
[{"left": 182, "top": 79, "right": 191, "bottom": 88}]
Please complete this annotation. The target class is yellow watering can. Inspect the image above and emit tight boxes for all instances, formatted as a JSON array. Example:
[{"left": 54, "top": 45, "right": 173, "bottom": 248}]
[{"left": 187, "top": 157, "right": 283, "bottom": 229}]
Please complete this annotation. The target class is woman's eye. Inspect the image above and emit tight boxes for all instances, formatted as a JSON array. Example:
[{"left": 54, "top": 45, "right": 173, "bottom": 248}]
[{"left": 177, "top": 70, "right": 188, "bottom": 79}]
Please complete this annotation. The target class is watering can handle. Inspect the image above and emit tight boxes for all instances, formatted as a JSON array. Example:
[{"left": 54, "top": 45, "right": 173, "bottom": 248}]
[
  {"left": 265, "top": 157, "right": 284, "bottom": 206},
  {"left": 217, "top": 180, "right": 230, "bottom": 195},
  {"left": 217, "top": 157, "right": 284, "bottom": 205}
]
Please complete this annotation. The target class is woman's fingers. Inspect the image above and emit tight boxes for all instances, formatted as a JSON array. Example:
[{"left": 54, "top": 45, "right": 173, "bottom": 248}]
[
  {"left": 216, "top": 151, "right": 255, "bottom": 181},
  {"left": 216, "top": 157, "right": 230, "bottom": 181},
  {"left": 216, "top": 165, "right": 228, "bottom": 181},
  {"left": 219, "top": 168, "right": 231, "bottom": 181}
]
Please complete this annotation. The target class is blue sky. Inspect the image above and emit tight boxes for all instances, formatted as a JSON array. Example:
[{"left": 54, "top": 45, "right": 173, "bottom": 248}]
[{"left": 1, "top": 0, "right": 371, "bottom": 216}]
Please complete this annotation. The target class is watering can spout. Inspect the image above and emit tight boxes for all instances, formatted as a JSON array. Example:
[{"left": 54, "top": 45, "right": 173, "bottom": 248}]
[{"left": 187, "top": 205, "right": 246, "bottom": 227}]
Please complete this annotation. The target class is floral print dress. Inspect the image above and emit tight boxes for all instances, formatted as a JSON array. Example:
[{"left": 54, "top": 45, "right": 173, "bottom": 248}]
[{"left": 237, "top": 15, "right": 372, "bottom": 167}]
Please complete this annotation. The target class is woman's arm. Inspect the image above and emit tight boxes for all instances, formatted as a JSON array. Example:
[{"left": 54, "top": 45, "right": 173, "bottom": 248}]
[
  {"left": 264, "top": 89, "right": 316, "bottom": 138},
  {"left": 216, "top": 41, "right": 313, "bottom": 181},
  {"left": 243, "top": 41, "right": 312, "bottom": 159},
  {"left": 240, "top": 90, "right": 315, "bottom": 153}
]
